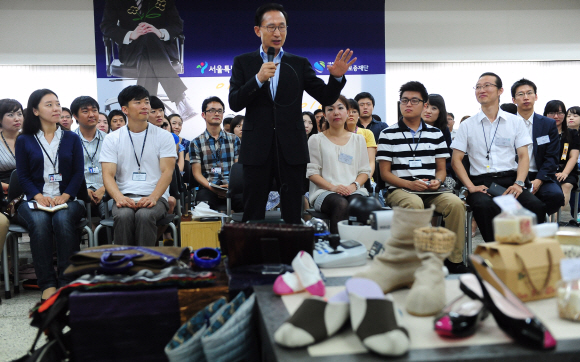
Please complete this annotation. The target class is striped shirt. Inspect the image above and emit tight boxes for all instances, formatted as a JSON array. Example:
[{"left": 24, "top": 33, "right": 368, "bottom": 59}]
[
  {"left": 0, "top": 134, "right": 16, "bottom": 183},
  {"left": 190, "top": 129, "right": 240, "bottom": 184},
  {"left": 75, "top": 128, "right": 107, "bottom": 190},
  {"left": 377, "top": 119, "right": 449, "bottom": 190}
]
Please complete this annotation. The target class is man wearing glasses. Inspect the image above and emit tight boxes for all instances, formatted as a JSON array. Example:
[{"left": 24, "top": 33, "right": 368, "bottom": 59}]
[
  {"left": 378, "top": 81, "right": 467, "bottom": 273},
  {"left": 190, "top": 96, "right": 242, "bottom": 212},
  {"left": 451, "top": 72, "right": 545, "bottom": 243},
  {"left": 229, "top": 3, "right": 355, "bottom": 223},
  {"left": 511, "top": 78, "right": 563, "bottom": 216}
]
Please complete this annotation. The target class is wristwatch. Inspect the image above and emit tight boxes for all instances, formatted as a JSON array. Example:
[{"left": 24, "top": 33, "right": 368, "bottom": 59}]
[
  {"left": 514, "top": 180, "right": 525, "bottom": 188},
  {"left": 435, "top": 179, "right": 443, "bottom": 184},
  {"left": 352, "top": 181, "right": 360, "bottom": 190}
]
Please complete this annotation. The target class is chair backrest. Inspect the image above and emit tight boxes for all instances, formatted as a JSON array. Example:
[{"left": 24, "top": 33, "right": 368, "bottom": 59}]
[
  {"left": 8, "top": 169, "right": 22, "bottom": 200},
  {"left": 229, "top": 163, "right": 244, "bottom": 196}
]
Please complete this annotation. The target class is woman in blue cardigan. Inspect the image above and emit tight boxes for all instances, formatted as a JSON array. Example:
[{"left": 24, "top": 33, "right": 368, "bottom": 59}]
[{"left": 16, "top": 89, "right": 85, "bottom": 302}]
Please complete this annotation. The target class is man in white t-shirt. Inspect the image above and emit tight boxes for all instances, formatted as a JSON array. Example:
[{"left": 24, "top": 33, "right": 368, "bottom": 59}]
[{"left": 100, "top": 85, "right": 176, "bottom": 246}]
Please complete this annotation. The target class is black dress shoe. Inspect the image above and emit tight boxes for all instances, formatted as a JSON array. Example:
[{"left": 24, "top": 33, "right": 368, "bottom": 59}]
[
  {"left": 434, "top": 294, "right": 489, "bottom": 338},
  {"left": 444, "top": 259, "right": 470, "bottom": 274}
]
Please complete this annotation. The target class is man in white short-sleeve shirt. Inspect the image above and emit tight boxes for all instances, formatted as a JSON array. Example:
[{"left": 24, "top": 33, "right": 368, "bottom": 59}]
[
  {"left": 451, "top": 72, "right": 546, "bottom": 242},
  {"left": 100, "top": 85, "right": 177, "bottom": 246}
]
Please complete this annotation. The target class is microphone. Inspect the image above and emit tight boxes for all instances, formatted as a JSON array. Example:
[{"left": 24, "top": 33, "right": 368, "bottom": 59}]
[{"left": 267, "top": 47, "right": 275, "bottom": 63}]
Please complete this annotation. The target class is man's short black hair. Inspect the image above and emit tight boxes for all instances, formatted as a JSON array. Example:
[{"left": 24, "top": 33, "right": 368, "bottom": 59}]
[
  {"left": 354, "top": 92, "right": 375, "bottom": 107},
  {"left": 511, "top": 78, "right": 537, "bottom": 98},
  {"left": 399, "top": 81, "right": 428, "bottom": 103},
  {"left": 448, "top": 112, "right": 454, "bottom": 120},
  {"left": 118, "top": 85, "right": 149, "bottom": 108},
  {"left": 255, "top": 3, "right": 288, "bottom": 27},
  {"left": 150, "top": 96, "right": 165, "bottom": 111},
  {"left": 61, "top": 107, "right": 72, "bottom": 116},
  {"left": 223, "top": 117, "right": 233, "bottom": 126},
  {"left": 313, "top": 109, "right": 324, "bottom": 116},
  {"left": 479, "top": 72, "right": 503, "bottom": 89},
  {"left": 500, "top": 103, "right": 518, "bottom": 115},
  {"left": 202, "top": 96, "right": 225, "bottom": 113},
  {"left": 70, "top": 96, "right": 99, "bottom": 118}
]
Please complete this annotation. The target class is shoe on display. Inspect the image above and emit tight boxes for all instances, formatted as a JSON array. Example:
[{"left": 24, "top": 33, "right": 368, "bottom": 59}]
[
  {"left": 176, "top": 95, "right": 197, "bottom": 121},
  {"left": 444, "top": 258, "right": 470, "bottom": 274},
  {"left": 273, "top": 272, "right": 305, "bottom": 296},
  {"left": 346, "top": 278, "right": 410, "bottom": 356},
  {"left": 434, "top": 292, "right": 489, "bottom": 338},
  {"left": 292, "top": 251, "right": 325, "bottom": 297},
  {"left": 460, "top": 255, "right": 557, "bottom": 350},
  {"left": 274, "top": 290, "right": 349, "bottom": 348}
]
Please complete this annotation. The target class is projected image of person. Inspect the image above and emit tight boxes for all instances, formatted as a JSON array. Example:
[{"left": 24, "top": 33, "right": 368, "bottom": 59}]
[{"left": 100, "top": 0, "right": 195, "bottom": 120}]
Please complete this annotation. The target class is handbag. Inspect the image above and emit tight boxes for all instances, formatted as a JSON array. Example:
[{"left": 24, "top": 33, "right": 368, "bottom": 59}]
[
  {"left": 3, "top": 193, "right": 24, "bottom": 219},
  {"left": 219, "top": 223, "right": 314, "bottom": 268}
]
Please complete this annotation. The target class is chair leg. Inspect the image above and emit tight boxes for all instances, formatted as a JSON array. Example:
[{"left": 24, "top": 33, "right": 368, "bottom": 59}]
[
  {"left": 574, "top": 191, "right": 579, "bottom": 220},
  {"left": 84, "top": 226, "right": 94, "bottom": 248},
  {"left": 3, "top": 239, "right": 10, "bottom": 299},
  {"left": 168, "top": 223, "right": 178, "bottom": 246},
  {"left": 94, "top": 225, "right": 104, "bottom": 246},
  {"left": 12, "top": 235, "right": 19, "bottom": 294},
  {"left": 464, "top": 210, "right": 473, "bottom": 267}
]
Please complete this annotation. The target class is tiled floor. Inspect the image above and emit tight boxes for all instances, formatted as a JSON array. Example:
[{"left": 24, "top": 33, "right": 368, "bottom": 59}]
[{"left": 0, "top": 213, "right": 572, "bottom": 361}]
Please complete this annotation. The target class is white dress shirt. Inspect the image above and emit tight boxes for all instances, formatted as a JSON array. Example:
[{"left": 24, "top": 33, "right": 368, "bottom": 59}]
[
  {"left": 451, "top": 108, "right": 532, "bottom": 176},
  {"left": 35, "top": 128, "right": 63, "bottom": 198},
  {"left": 517, "top": 112, "right": 537, "bottom": 172},
  {"left": 75, "top": 128, "right": 107, "bottom": 190}
]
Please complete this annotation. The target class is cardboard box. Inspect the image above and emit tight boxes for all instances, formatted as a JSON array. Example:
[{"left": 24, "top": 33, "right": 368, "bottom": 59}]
[
  {"left": 180, "top": 220, "right": 222, "bottom": 249},
  {"left": 474, "top": 237, "right": 564, "bottom": 302}
]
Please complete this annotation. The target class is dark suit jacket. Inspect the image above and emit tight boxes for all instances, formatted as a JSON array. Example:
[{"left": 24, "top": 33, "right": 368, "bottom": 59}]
[
  {"left": 229, "top": 50, "right": 346, "bottom": 166},
  {"left": 531, "top": 113, "right": 559, "bottom": 182},
  {"left": 100, "top": 0, "right": 183, "bottom": 62}
]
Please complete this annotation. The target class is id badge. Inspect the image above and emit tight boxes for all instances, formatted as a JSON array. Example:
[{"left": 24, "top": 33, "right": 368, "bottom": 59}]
[
  {"left": 211, "top": 167, "right": 222, "bottom": 174},
  {"left": 495, "top": 137, "right": 511, "bottom": 147},
  {"left": 132, "top": 172, "right": 147, "bottom": 181},
  {"left": 338, "top": 152, "right": 353, "bottom": 165},
  {"left": 409, "top": 160, "right": 422, "bottom": 168},
  {"left": 49, "top": 174, "right": 62, "bottom": 182},
  {"left": 537, "top": 135, "right": 550, "bottom": 146},
  {"left": 89, "top": 166, "right": 100, "bottom": 174}
]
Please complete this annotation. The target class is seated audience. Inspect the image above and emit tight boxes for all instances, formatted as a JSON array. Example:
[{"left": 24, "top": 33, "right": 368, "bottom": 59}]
[
  {"left": 16, "top": 89, "right": 85, "bottom": 301},
  {"left": 447, "top": 112, "right": 456, "bottom": 139},
  {"left": 314, "top": 109, "right": 325, "bottom": 132},
  {"left": 303, "top": 111, "right": 318, "bottom": 139},
  {"left": 567, "top": 106, "right": 580, "bottom": 131},
  {"left": 223, "top": 116, "right": 233, "bottom": 133},
  {"left": 100, "top": 85, "right": 176, "bottom": 246},
  {"left": 149, "top": 96, "right": 166, "bottom": 127},
  {"left": 346, "top": 99, "right": 376, "bottom": 176},
  {"left": 107, "top": 109, "right": 126, "bottom": 132},
  {"left": 0, "top": 98, "right": 23, "bottom": 192},
  {"left": 307, "top": 95, "right": 370, "bottom": 234},
  {"left": 190, "top": 96, "right": 242, "bottom": 212},
  {"left": 379, "top": 81, "right": 466, "bottom": 273},
  {"left": 97, "top": 112, "right": 109, "bottom": 133},
  {"left": 355, "top": 91, "right": 388, "bottom": 143},
  {"left": 59, "top": 107, "right": 73, "bottom": 130},
  {"left": 544, "top": 100, "right": 579, "bottom": 211},
  {"left": 168, "top": 113, "right": 190, "bottom": 161},
  {"left": 421, "top": 94, "right": 453, "bottom": 177},
  {"left": 230, "top": 115, "right": 244, "bottom": 141},
  {"left": 71, "top": 96, "right": 108, "bottom": 219}
]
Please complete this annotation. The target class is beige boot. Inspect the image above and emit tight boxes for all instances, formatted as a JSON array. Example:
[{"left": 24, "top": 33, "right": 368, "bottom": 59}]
[
  {"left": 406, "top": 227, "right": 456, "bottom": 316},
  {"left": 354, "top": 205, "right": 434, "bottom": 293}
]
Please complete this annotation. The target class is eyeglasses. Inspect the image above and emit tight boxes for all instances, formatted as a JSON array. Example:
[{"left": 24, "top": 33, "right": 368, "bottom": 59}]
[
  {"left": 473, "top": 83, "right": 498, "bottom": 91},
  {"left": 61, "top": 115, "right": 72, "bottom": 119},
  {"left": 547, "top": 112, "right": 566, "bottom": 117},
  {"left": 358, "top": 102, "right": 372, "bottom": 107},
  {"left": 205, "top": 109, "right": 224, "bottom": 115},
  {"left": 400, "top": 98, "right": 424, "bottom": 105},
  {"left": 515, "top": 91, "right": 535, "bottom": 98},
  {"left": 261, "top": 24, "right": 287, "bottom": 33}
]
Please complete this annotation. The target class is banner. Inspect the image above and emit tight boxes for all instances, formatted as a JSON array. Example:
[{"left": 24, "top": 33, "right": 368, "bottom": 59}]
[{"left": 93, "top": 0, "right": 386, "bottom": 140}]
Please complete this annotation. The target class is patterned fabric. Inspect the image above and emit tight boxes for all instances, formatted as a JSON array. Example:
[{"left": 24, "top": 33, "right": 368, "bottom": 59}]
[
  {"left": 167, "top": 297, "right": 227, "bottom": 350},
  {"left": 203, "top": 292, "right": 246, "bottom": 337},
  {"left": 190, "top": 129, "right": 240, "bottom": 184},
  {"left": 180, "top": 138, "right": 190, "bottom": 154}
]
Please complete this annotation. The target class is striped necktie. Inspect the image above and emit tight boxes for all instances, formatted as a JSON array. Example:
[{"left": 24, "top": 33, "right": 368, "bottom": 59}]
[{"left": 136, "top": 0, "right": 142, "bottom": 13}]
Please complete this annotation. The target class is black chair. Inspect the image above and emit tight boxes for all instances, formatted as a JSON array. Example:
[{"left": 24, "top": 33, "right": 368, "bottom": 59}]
[
  {"left": 103, "top": 35, "right": 185, "bottom": 79},
  {"left": 2, "top": 170, "right": 93, "bottom": 299}
]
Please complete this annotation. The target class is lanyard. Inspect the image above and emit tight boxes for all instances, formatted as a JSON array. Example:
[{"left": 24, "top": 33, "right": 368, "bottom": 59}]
[
  {"left": 401, "top": 129, "right": 423, "bottom": 160},
  {"left": 127, "top": 125, "right": 148, "bottom": 172},
  {"left": 209, "top": 136, "right": 223, "bottom": 166},
  {"left": 1, "top": 131, "right": 15, "bottom": 159},
  {"left": 76, "top": 129, "right": 101, "bottom": 166},
  {"left": 35, "top": 133, "right": 62, "bottom": 174},
  {"left": 482, "top": 118, "right": 501, "bottom": 160}
]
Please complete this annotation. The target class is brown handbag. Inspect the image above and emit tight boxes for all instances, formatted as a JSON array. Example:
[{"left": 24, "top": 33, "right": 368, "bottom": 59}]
[
  {"left": 3, "top": 193, "right": 24, "bottom": 219},
  {"left": 219, "top": 223, "right": 315, "bottom": 268}
]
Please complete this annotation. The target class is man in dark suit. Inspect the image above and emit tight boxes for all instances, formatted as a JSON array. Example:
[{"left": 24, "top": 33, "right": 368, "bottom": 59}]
[
  {"left": 511, "top": 78, "right": 564, "bottom": 215},
  {"left": 229, "top": 3, "right": 355, "bottom": 224},
  {"left": 100, "top": 0, "right": 195, "bottom": 119}
]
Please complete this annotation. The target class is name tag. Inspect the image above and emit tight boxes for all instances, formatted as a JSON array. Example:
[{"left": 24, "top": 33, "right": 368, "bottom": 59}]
[
  {"left": 89, "top": 166, "right": 100, "bottom": 174},
  {"left": 338, "top": 152, "right": 353, "bottom": 165},
  {"left": 409, "top": 160, "right": 422, "bottom": 168},
  {"left": 132, "top": 172, "right": 147, "bottom": 181},
  {"left": 49, "top": 174, "right": 62, "bottom": 182},
  {"left": 495, "top": 137, "right": 511, "bottom": 147},
  {"left": 537, "top": 135, "right": 550, "bottom": 146},
  {"left": 211, "top": 167, "right": 222, "bottom": 174},
  {"left": 562, "top": 143, "right": 569, "bottom": 161}
]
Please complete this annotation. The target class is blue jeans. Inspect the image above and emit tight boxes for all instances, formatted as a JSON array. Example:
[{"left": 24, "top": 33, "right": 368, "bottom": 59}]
[{"left": 17, "top": 201, "right": 84, "bottom": 291}]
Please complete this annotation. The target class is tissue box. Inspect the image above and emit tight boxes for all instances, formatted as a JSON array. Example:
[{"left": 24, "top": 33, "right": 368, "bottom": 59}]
[
  {"left": 475, "top": 238, "right": 564, "bottom": 302},
  {"left": 181, "top": 220, "right": 222, "bottom": 249}
]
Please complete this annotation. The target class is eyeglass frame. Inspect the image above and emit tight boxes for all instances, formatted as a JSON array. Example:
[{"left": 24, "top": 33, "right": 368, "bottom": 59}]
[
  {"left": 473, "top": 83, "right": 498, "bottom": 91},
  {"left": 514, "top": 91, "right": 535, "bottom": 98},
  {"left": 400, "top": 98, "right": 425, "bottom": 105},
  {"left": 547, "top": 112, "right": 566, "bottom": 117},
  {"left": 260, "top": 24, "right": 288, "bottom": 33},
  {"left": 204, "top": 108, "right": 224, "bottom": 115}
]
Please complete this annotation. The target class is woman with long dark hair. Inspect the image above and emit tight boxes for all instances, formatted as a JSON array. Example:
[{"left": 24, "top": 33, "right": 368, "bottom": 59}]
[
  {"left": 16, "top": 89, "right": 85, "bottom": 301},
  {"left": 302, "top": 111, "right": 318, "bottom": 139},
  {"left": 422, "top": 94, "right": 453, "bottom": 177}
]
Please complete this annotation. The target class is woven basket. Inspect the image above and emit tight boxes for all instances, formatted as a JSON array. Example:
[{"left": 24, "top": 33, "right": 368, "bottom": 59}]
[{"left": 413, "top": 227, "right": 456, "bottom": 254}]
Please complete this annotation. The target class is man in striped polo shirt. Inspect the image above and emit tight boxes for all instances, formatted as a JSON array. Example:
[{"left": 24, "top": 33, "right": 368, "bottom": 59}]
[{"left": 378, "top": 81, "right": 466, "bottom": 273}]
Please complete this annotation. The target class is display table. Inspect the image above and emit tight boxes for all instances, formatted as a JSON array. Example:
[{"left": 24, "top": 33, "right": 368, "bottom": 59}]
[{"left": 254, "top": 263, "right": 580, "bottom": 362}]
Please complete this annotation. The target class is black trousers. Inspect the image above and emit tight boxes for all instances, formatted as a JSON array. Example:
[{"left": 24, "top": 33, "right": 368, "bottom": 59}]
[
  {"left": 121, "top": 33, "right": 186, "bottom": 102},
  {"left": 466, "top": 174, "right": 546, "bottom": 242},
  {"left": 242, "top": 140, "right": 305, "bottom": 224},
  {"left": 196, "top": 186, "right": 243, "bottom": 213}
]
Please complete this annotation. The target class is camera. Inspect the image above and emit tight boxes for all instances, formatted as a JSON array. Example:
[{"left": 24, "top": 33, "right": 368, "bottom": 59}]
[{"left": 369, "top": 210, "right": 394, "bottom": 231}]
